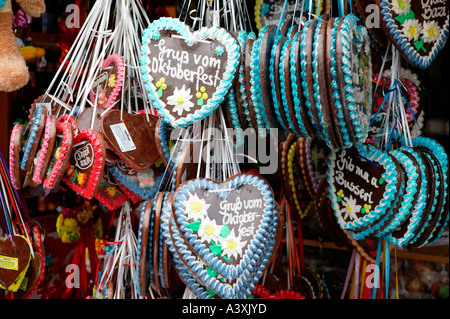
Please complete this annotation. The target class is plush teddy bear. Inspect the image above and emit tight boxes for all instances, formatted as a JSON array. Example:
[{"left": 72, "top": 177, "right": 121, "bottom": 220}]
[{"left": 0, "top": 0, "right": 45, "bottom": 92}]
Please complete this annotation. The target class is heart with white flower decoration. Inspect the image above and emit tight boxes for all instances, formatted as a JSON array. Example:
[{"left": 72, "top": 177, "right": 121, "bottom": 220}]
[
  {"left": 378, "top": 0, "right": 449, "bottom": 69},
  {"left": 140, "top": 17, "right": 240, "bottom": 127},
  {"left": 172, "top": 174, "right": 278, "bottom": 290},
  {"left": 327, "top": 144, "right": 402, "bottom": 239}
]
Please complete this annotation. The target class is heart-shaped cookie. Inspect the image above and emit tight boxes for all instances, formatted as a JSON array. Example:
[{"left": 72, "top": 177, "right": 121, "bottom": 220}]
[
  {"left": 63, "top": 129, "right": 106, "bottom": 199},
  {"left": 140, "top": 17, "right": 240, "bottom": 127},
  {"left": 32, "top": 115, "right": 57, "bottom": 184},
  {"left": 0, "top": 235, "right": 32, "bottom": 292},
  {"left": 172, "top": 173, "right": 277, "bottom": 284},
  {"left": 327, "top": 144, "right": 401, "bottom": 237},
  {"left": 378, "top": 0, "right": 449, "bottom": 69},
  {"left": 94, "top": 167, "right": 128, "bottom": 211},
  {"left": 43, "top": 121, "right": 75, "bottom": 190},
  {"left": 9, "top": 124, "right": 27, "bottom": 190},
  {"left": 100, "top": 110, "right": 159, "bottom": 171},
  {"left": 20, "top": 103, "right": 48, "bottom": 172},
  {"left": 109, "top": 159, "right": 169, "bottom": 201},
  {"left": 89, "top": 54, "right": 124, "bottom": 108}
]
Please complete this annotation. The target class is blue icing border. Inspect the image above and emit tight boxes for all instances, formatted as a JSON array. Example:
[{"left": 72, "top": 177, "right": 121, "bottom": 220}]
[
  {"left": 312, "top": 19, "right": 332, "bottom": 145},
  {"left": 386, "top": 147, "right": 428, "bottom": 247},
  {"left": 411, "top": 137, "right": 448, "bottom": 246},
  {"left": 289, "top": 31, "right": 310, "bottom": 138},
  {"left": 327, "top": 143, "right": 399, "bottom": 232},
  {"left": 109, "top": 163, "right": 169, "bottom": 200},
  {"left": 279, "top": 39, "right": 297, "bottom": 135},
  {"left": 339, "top": 15, "right": 372, "bottom": 144},
  {"left": 140, "top": 17, "right": 240, "bottom": 128},
  {"left": 329, "top": 17, "right": 353, "bottom": 149},
  {"left": 269, "top": 34, "right": 289, "bottom": 132},
  {"left": 226, "top": 88, "right": 244, "bottom": 147},
  {"left": 300, "top": 19, "right": 320, "bottom": 136},
  {"left": 20, "top": 103, "right": 45, "bottom": 170},
  {"left": 378, "top": 149, "right": 419, "bottom": 237},
  {"left": 173, "top": 174, "right": 276, "bottom": 282}
]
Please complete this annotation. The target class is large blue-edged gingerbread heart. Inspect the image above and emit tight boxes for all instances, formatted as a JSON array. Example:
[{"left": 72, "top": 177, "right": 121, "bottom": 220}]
[
  {"left": 140, "top": 17, "right": 240, "bottom": 128},
  {"left": 327, "top": 143, "right": 402, "bottom": 239},
  {"left": 171, "top": 173, "right": 278, "bottom": 297},
  {"left": 378, "top": 0, "right": 449, "bottom": 69}
]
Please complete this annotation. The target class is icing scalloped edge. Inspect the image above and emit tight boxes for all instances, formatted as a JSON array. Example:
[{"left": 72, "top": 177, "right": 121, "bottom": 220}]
[
  {"left": 20, "top": 103, "right": 45, "bottom": 170},
  {"left": 32, "top": 115, "right": 53, "bottom": 184},
  {"left": 140, "top": 17, "right": 240, "bottom": 128},
  {"left": 327, "top": 143, "right": 399, "bottom": 231},
  {"left": 173, "top": 174, "right": 276, "bottom": 282},
  {"left": 379, "top": 0, "right": 450, "bottom": 69}
]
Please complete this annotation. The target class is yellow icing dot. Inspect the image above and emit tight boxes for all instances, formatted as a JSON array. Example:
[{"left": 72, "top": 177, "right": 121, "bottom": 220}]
[
  {"left": 161, "top": 83, "right": 167, "bottom": 90},
  {"left": 227, "top": 239, "right": 237, "bottom": 251},
  {"left": 190, "top": 202, "right": 203, "bottom": 213},
  {"left": 196, "top": 92, "right": 202, "bottom": 98},
  {"left": 202, "top": 93, "right": 208, "bottom": 100},
  {"left": 428, "top": 28, "right": 436, "bottom": 37},
  {"left": 177, "top": 97, "right": 184, "bottom": 104},
  {"left": 204, "top": 224, "right": 216, "bottom": 236},
  {"left": 200, "top": 86, "right": 206, "bottom": 93}
]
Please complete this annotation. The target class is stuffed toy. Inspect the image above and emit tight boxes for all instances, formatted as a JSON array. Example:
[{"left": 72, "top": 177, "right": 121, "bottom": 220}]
[{"left": 0, "top": 0, "right": 45, "bottom": 92}]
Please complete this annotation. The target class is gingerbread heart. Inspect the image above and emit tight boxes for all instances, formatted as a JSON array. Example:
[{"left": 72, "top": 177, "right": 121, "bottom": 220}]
[
  {"left": 0, "top": 235, "right": 32, "bottom": 292},
  {"left": 94, "top": 168, "right": 128, "bottom": 211},
  {"left": 63, "top": 129, "right": 106, "bottom": 200},
  {"left": 89, "top": 54, "right": 124, "bottom": 108},
  {"left": 43, "top": 121, "right": 75, "bottom": 190},
  {"left": 109, "top": 159, "right": 169, "bottom": 201},
  {"left": 172, "top": 173, "right": 278, "bottom": 286},
  {"left": 140, "top": 17, "right": 240, "bottom": 127},
  {"left": 378, "top": 0, "right": 449, "bottom": 69},
  {"left": 32, "top": 115, "right": 57, "bottom": 184},
  {"left": 20, "top": 102, "right": 47, "bottom": 172},
  {"left": 100, "top": 110, "right": 159, "bottom": 171},
  {"left": 327, "top": 144, "right": 401, "bottom": 238},
  {"left": 9, "top": 124, "right": 27, "bottom": 190}
]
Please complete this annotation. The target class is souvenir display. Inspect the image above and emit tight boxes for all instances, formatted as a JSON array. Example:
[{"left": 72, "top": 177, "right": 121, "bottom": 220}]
[{"left": 3, "top": 0, "right": 448, "bottom": 302}]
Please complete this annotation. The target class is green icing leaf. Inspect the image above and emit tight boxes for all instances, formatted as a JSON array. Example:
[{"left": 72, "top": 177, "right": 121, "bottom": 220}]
[
  {"left": 220, "top": 224, "right": 231, "bottom": 238},
  {"left": 187, "top": 220, "right": 201, "bottom": 232},
  {"left": 210, "top": 242, "right": 222, "bottom": 256},
  {"left": 206, "top": 266, "right": 218, "bottom": 277},
  {"left": 206, "top": 287, "right": 216, "bottom": 297},
  {"left": 406, "top": 8, "right": 415, "bottom": 20},
  {"left": 222, "top": 255, "right": 232, "bottom": 262},
  {"left": 394, "top": 14, "right": 406, "bottom": 25}
]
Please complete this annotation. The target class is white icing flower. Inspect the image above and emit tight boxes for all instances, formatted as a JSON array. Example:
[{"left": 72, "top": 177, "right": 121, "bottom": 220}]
[
  {"left": 402, "top": 19, "right": 421, "bottom": 41},
  {"left": 183, "top": 192, "right": 210, "bottom": 222},
  {"left": 167, "top": 85, "right": 194, "bottom": 116},
  {"left": 220, "top": 229, "right": 247, "bottom": 260},
  {"left": 198, "top": 217, "right": 221, "bottom": 243},
  {"left": 421, "top": 20, "right": 440, "bottom": 43},
  {"left": 391, "top": 0, "right": 410, "bottom": 15},
  {"left": 340, "top": 195, "right": 362, "bottom": 222}
]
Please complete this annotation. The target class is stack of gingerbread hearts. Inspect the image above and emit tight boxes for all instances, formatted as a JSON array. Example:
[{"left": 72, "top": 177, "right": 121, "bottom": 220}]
[{"left": 326, "top": 136, "right": 448, "bottom": 247}]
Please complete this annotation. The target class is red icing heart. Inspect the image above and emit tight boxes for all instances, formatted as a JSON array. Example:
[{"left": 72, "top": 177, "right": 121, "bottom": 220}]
[
  {"left": 94, "top": 168, "right": 128, "bottom": 211},
  {"left": 63, "top": 129, "right": 106, "bottom": 199}
]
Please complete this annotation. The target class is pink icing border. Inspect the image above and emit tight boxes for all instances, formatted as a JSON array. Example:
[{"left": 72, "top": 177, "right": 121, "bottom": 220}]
[
  {"left": 89, "top": 54, "right": 124, "bottom": 109},
  {"left": 9, "top": 124, "right": 22, "bottom": 190},
  {"left": 32, "top": 116, "right": 54, "bottom": 184},
  {"left": 57, "top": 114, "right": 79, "bottom": 136},
  {"left": 43, "top": 121, "right": 74, "bottom": 190},
  {"left": 62, "top": 129, "right": 106, "bottom": 200}
]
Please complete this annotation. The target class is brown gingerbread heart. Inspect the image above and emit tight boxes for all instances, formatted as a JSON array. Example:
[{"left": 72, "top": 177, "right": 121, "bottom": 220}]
[
  {"left": 100, "top": 110, "right": 159, "bottom": 171},
  {"left": 0, "top": 235, "right": 31, "bottom": 291},
  {"left": 63, "top": 129, "right": 106, "bottom": 200}
]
